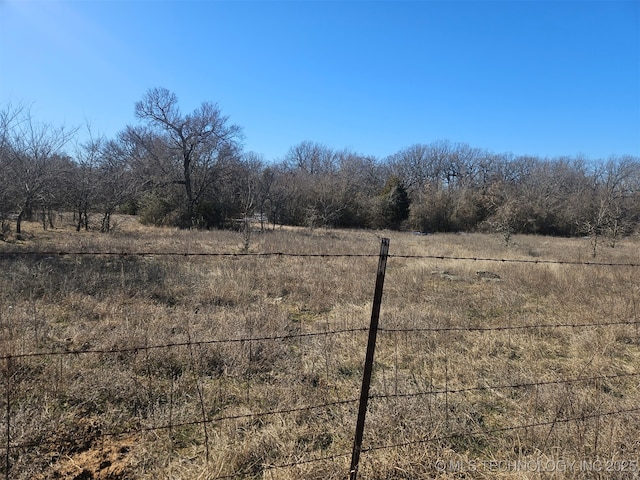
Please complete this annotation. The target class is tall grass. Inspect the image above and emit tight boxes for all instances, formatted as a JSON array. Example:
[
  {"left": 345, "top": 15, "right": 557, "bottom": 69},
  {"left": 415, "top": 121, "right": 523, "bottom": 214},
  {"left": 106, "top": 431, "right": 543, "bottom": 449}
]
[{"left": 1, "top": 217, "right": 638, "bottom": 479}]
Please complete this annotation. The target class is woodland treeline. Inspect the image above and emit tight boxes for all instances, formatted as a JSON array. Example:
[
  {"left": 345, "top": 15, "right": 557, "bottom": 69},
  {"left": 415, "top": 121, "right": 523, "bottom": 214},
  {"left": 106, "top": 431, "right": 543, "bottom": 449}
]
[{"left": 2, "top": 88, "right": 639, "bottom": 249}]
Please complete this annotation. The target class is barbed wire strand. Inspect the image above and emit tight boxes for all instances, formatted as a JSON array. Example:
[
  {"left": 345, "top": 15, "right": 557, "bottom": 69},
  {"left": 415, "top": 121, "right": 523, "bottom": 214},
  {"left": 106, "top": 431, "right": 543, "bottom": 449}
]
[
  {"left": 0, "top": 327, "right": 369, "bottom": 361},
  {"left": 361, "top": 407, "right": 640, "bottom": 455},
  {"left": 378, "top": 319, "right": 640, "bottom": 334},
  {"left": 389, "top": 254, "right": 640, "bottom": 267},
  {"left": 0, "top": 251, "right": 373, "bottom": 258},
  {"left": 3, "top": 318, "right": 637, "bottom": 362},
  {"left": 0, "top": 249, "right": 639, "bottom": 267},
  {"left": 2, "top": 397, "right": 359, "bottom": 451},
  {"left": 369, "top": 372, "right": 640, "bottom": 402},
  {"left": 3, "top": 373, "right": 635, "bottom": 452}
]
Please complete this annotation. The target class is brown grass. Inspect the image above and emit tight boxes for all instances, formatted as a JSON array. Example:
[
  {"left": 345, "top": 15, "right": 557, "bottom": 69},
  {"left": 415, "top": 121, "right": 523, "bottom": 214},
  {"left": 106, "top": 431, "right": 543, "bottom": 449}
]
[{"left": 1, "top": 215, "right": 639, "bottom": 479}]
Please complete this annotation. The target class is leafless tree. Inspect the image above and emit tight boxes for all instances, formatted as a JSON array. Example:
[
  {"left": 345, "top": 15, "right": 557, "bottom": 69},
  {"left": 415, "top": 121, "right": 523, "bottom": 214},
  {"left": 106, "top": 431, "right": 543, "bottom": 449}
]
[
  {"left": 3, "top": 109, "right": 77, "bottom": 233},
  {"left": 584, "top": 157, "right": 640, "bottom": 255},
  {"left": 237, "top": 152, "right": 263, "bottom": 249},
  {"left": 93, "top": 138, "right": 143, "bottom": 232},
  {"left": 69, "top": 128, "right": 106, "bottom": 231},
  {"left": 131, "top": 87, "right": 243, "bottom": 227},
  {"left": 0, "top": 104, "right": 26, "bottom": 236},
  {"left": 281, "top": 143, "right": 382, "bottom": 228}
]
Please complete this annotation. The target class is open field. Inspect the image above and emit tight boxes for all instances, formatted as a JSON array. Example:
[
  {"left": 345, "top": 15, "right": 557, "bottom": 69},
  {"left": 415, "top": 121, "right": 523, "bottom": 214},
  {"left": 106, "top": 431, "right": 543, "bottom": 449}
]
[{"left": 1, "top": 216, "right": 639, "bottom": 479}]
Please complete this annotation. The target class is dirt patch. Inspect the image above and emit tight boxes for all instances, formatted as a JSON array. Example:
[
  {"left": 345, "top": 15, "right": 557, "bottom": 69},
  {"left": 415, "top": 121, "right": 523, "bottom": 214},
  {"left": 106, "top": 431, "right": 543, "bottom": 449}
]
[{"left": 36, "top": 435, "right": 138, "bottom": 480}]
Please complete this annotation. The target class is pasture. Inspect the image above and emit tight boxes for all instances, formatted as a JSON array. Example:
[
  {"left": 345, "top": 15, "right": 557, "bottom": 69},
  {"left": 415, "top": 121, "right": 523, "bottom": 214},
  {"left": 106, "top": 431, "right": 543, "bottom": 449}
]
[{"left": 1, "top": 216, "right": 639, "bottom": 479}]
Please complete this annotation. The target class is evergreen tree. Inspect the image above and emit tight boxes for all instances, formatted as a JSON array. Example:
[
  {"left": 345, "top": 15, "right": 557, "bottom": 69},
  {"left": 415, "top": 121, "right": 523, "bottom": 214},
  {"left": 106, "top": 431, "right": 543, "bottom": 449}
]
[{"left": 377, "top": 176, "right": 410, "bottom": 229}]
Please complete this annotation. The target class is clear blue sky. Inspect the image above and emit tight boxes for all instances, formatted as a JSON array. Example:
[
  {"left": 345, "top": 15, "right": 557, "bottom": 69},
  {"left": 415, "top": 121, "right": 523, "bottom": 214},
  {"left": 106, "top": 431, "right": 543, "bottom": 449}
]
[{"left": 1, "top": 0, "right": 639, "bottom": 161}]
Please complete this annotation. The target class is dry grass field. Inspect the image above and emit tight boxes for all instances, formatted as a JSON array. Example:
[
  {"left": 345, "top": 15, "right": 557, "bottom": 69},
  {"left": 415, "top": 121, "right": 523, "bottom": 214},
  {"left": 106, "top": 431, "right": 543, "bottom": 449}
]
[{"left": 1, "top": 215, "right": 639, "bottom": 479}]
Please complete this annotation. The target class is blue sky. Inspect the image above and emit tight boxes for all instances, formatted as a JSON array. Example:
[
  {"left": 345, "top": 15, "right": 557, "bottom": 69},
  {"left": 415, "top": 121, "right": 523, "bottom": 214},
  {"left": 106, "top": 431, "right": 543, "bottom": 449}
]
[{"left": 1, "top": 0, "right": 639, "bottom": 161}]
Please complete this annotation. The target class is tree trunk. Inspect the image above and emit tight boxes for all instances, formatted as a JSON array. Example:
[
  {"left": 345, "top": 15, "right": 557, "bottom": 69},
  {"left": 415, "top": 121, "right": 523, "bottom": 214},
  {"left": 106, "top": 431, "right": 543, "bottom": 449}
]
[{"left": 101, "top": 210, "right": 112, "bottom": 233}]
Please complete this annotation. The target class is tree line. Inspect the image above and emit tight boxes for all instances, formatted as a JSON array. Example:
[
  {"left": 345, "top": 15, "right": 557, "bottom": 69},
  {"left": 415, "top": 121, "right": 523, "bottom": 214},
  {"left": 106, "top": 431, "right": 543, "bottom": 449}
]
[{"left": 2, "top": 88, "right": 639, "bottom": 252}]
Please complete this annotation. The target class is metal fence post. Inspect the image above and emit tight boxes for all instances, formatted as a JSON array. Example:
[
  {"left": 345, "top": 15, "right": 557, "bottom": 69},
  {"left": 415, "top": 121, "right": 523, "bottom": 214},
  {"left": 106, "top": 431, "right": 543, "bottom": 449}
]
[{"left": 349, "top": 238, "right": 389, "bottom": 479}]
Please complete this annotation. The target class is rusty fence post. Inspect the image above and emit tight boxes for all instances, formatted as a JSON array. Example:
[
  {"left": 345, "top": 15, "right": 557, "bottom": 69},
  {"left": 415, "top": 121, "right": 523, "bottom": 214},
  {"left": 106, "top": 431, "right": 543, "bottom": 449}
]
[{"left": 349, "top": 238, "right": 389, "bottom": 479}]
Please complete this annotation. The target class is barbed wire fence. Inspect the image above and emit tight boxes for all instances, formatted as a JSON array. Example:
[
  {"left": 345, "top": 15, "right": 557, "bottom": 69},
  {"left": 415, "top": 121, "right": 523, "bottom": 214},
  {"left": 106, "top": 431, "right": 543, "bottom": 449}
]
[{"left": 1, "top": 245, "right": 639, "bottom": 478}]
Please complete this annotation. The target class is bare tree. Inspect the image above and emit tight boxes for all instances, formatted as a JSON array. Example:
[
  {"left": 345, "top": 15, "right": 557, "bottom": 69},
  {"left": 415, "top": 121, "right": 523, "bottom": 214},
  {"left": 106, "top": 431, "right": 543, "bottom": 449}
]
[
  {"left": 333, "top": 151, "right": 386, "bottom": 228},
  {"left": 237, "top": 152, "right": 264, "bottom": 249},
  {"left": 132, "top": 87, "right": 243, "bottom": 227},
  {"left": 283, "top": 142, "right": 363, "bottom": 228},
  {"left": 0, "top": 103, "right": 24, "bottom": 171},
  {"left": 69, "top": 128, "right": 107, "bottom": 231},
  {"left": 89, "top": 138, "right": 143, "bottom": 233},
  {"left": 387, "top": 144, "right": 438, "bottom": 199},
  {"left": 0, "top": 104, "right": 26, "bottom": 236},
  {"left": 584, "top": 157, "right": 640, "bottom": 255},
  {"left": 256, "top": 165, "right": 277, "bottom": 231},
  {"left": 3, "top": 110, "right": 77, "bottom": 234}
]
